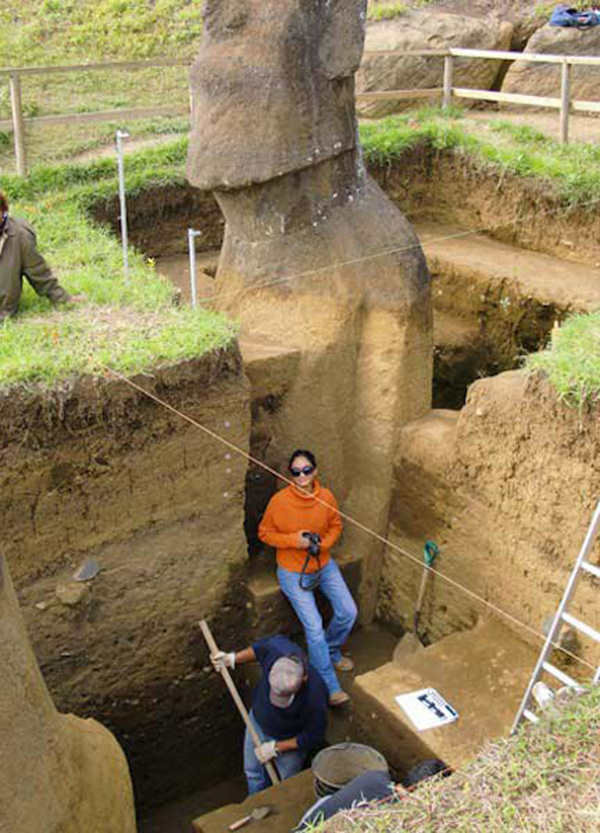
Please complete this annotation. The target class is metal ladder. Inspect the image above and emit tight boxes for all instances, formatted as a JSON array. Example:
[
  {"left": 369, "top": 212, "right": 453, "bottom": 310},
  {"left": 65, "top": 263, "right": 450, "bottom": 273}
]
[{"left": 511, "top": 501, "right": 600, "bottom": 734}]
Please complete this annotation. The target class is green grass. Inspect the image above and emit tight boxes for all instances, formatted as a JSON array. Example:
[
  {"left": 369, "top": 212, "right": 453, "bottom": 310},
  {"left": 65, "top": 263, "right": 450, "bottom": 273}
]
[
  {"left": 361, "top": 109, "right": 600, "bottom": 205},
  {"left": 0, "top": 1, "right": 198, "bottom": 169},
  {"left": 527, "top": 313, "right": 600, "bottom": 408},
  {"left": 2, "top": 106, "right": 599, "bottom": 401},
  {"left": 367, "top": 0, "right": 435, "bottom": 22},
  {"left": 308, "top": 687, "right": 600, "bottom": 832},
  {"left": 0, "top": 139, "right": 234, "bottom": 388}
]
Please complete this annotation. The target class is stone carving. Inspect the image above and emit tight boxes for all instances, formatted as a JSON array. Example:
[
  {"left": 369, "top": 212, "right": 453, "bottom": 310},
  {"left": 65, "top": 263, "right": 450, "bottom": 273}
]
[
  {"left": 188, "top": 0, "right": 433, "bottom": 619},
  {"left": 0, "top": 553, "right": 136, "bottom": 833}
]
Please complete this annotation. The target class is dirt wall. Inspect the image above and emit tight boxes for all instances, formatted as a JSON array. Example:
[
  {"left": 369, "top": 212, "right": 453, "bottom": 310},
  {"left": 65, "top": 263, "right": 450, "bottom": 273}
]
[
  {"left": 93, "top": 145, "right": 600, "bottom": 270},
  {"left": 379, "top": 371, "right": 600, "bottom": 675},
  {"left": 0, "top": 349, "right": 252, "bottom": 806}
]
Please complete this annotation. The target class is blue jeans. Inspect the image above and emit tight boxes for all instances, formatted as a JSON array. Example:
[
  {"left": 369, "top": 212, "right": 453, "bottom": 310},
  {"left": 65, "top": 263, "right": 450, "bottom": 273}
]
[
  {"left": 244, "top": 711, "right": 306, "bottom": 795},
  {"left": 277, "top": 559, "right": 357, "bottom": 695}
]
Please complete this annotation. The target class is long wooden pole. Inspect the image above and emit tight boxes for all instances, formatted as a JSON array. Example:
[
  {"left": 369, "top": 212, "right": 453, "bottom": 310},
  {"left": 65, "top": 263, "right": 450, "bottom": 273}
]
[
  {"left": 198, "top": 619, "right": 280, "bottom": 786},
  {"left": 443, "top": 55, "right": 454, "bottom": 110},
  {"left": 560, "top": 60, "right": 571, "bottom": 145},
  {"left": 9, "top": 74, "right": 26, "bottom": 177}
]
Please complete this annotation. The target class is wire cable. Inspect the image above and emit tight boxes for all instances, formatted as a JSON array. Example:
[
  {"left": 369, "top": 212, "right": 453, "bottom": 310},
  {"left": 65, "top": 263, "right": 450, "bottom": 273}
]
[
  {"left": 193, "top": 192, "right": 600, "bottom": 308},
  {"left": 101, "top": 364, "right": 597, "bottom": 675}
]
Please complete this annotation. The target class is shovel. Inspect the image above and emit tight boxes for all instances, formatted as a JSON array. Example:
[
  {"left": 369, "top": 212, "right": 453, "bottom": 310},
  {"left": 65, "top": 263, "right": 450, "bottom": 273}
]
[
  {"left": 393, "top": 541, "right": 439, "bottom": 661},
  {"left": 228, "top": 806, "right": 272, "bottom": 831}
]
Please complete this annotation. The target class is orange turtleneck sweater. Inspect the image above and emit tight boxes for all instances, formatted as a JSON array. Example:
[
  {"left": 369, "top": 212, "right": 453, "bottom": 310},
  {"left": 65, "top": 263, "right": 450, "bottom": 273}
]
[{"left": 258, "top": 480, "right": 343, "bottom": 573}]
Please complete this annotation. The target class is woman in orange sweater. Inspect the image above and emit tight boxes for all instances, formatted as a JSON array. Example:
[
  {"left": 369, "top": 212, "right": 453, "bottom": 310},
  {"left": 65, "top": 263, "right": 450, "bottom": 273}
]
[{"left": 258, "top": 450, "right": 357, "bottom": 706}]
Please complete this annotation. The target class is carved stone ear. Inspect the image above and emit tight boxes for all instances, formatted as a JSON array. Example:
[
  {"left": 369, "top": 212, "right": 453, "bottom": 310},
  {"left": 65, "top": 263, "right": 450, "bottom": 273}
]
[{"left": 319, "top": 0, "right": 368, "bottom": 80}]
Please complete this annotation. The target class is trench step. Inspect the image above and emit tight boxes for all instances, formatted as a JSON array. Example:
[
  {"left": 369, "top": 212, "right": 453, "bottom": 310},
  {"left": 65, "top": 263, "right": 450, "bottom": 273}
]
[
  {"left": 351, "top": 617, "right": 538, "bottom": 773},
  {"left": 417, "top": 220, "right": 600, "bottom": 314},
  {"left": 247, "top": 554, "right": 363, "bottom": 640},
  {"left": 192, "top": 769, "right": 314, "bottom": 833}
]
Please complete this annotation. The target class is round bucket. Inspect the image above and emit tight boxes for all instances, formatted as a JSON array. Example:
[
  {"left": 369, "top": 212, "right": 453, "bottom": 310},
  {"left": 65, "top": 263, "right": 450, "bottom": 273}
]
[{"left": 311, "top": 743, "right": 389, "bottom": 798}]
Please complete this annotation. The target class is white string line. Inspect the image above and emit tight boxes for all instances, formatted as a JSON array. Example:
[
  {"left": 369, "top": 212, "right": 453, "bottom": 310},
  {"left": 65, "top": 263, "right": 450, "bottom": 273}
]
[
  {"left": 193, "top": 190, "right": 600, "bottom": 309},
  {"left": 102, "top": 365, "right": 596, "bottom": 675}
]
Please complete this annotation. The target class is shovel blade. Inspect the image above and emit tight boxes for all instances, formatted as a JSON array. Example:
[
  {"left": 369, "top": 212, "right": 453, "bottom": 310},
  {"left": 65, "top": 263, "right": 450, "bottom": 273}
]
[{"left": 392, "top": 633, "right": 424, "bottom": 662}]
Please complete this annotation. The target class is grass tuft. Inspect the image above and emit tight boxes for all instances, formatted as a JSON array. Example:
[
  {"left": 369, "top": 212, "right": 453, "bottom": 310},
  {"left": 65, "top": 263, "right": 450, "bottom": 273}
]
[
  {"left": 526, "top": 313, "right": 600, "bottom": 408},
  {"left": 310, "top": 687, "right": 600, "bottom": 832}
]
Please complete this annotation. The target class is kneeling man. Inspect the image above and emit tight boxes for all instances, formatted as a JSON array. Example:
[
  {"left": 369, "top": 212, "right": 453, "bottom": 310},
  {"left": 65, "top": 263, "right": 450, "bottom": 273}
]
[
  {"left": 211, "top": 634, "right": 328, "bottom": 795},
  {"left": 0, "top": 191, "right": 79, "bottom": 321}
]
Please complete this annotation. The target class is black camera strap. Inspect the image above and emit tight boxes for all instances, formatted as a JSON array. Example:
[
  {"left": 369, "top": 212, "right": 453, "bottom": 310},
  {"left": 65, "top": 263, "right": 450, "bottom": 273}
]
[{"left": 299, "top": 551, "right": 322, "bottom": 591}]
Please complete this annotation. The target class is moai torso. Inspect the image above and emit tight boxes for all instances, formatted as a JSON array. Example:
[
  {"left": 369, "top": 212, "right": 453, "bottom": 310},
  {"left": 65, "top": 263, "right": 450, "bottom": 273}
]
[
  {"left": 0, "top": 554, "right": 136, "bottom": 833},
  {"left": 187, "top": 0, "right": 433, "bottom": 619}
]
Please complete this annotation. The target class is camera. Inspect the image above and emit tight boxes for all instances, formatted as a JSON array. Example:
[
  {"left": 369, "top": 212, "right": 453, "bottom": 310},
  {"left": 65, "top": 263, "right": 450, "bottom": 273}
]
[{"left": 302, "top": 532, "right": 321, "bottom": 558}]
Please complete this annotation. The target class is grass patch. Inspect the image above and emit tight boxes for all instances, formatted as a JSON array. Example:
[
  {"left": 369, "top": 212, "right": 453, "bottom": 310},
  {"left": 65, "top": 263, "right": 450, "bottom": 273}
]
[
  {"left": 312, "top": 687, "right": 600, "bottom": 832},
  {"left": 0, "top": 139, "right": 234, "bottom": 389},
  {"left": 362, "top": 109, "right": 600, "bottom": 204},
  {"left": 2, "top": 107, "right": 599, "bottom": 400},
  {"left": 527, "top": 313, "right": 600, "bottom": 408},
  {"left": 367, "top": 0, "right": 435, "bottom": 22}
]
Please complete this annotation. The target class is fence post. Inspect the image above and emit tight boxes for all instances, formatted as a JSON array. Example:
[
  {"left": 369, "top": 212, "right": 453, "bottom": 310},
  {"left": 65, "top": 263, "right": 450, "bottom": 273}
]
[
  {"left": 9, "top": 73, "right": 27, "bottom": 177},
  {"left": 443, "top": 55, "right": 454, "bottom": 110},
  {"left": 560, "top": 60, "right": 571, "bottom": 145}
]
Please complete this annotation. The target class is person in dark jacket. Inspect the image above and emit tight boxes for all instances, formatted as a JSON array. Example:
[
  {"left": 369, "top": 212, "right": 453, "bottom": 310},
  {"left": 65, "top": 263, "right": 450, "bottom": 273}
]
[
  {"left": 0, "top": 191, "right": 80, "bottom": 321},
  {"left": 294, "top": 758, "right": 451, "bottom": 830},
  {"left": 211, "top": 634, "right": 328, "bottom": 795}
]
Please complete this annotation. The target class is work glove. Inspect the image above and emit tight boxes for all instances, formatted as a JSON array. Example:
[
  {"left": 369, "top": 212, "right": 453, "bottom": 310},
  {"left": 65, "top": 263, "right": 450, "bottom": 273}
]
[
  {"left": 210, "top": 651, "right": 236, "bottom": 672},
  {"left": 255, "top": 740, "right": 278, "bottom": 765}
]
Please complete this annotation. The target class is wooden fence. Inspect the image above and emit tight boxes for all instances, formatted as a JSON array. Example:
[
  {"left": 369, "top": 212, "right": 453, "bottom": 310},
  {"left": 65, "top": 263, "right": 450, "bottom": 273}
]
[{"left": 2, "top": 47, "right": 600, "bottom": 176}]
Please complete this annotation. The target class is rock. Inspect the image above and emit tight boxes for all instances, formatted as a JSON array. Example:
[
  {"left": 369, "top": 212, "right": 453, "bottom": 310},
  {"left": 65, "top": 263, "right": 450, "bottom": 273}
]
[
  {"left": 187, "top": 0, "right": 434, "bottom": 623},
  {"left": 55, "top": 579, "right": 89, "bottom": 607},
  {"left": 1, "top": 554, "right": 136, "bottom": 833},
  {"left": 356, "top": 12, "right": 513, "bottom": 118},
  {"left": 502, "top": 23, "right": 600, "bottom": 108},
  {"left": 188, "top": 0, "right": 368, "bottom": 190}
]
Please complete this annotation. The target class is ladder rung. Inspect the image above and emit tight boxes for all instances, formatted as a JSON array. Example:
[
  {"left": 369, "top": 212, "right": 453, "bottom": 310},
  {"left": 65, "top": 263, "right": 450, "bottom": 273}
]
[
  {"left": 562, "top": 612, "right": 600, "bottom": 644},
  {"left": 582, "top": 561, "right": 600, "bottom": 579},
  {"left": 542, "top": 662, "right": 578, "bottom": 688},
  {"left": 523, "top": 708, "right": 539, "bottom": 724}
]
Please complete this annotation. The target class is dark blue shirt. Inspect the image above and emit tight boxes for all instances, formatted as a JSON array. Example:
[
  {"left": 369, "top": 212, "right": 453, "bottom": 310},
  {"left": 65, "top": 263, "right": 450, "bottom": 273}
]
[
  {"left": 296, "top": 770, "right": 397, "bottom": 829},
  {"left": 251, "top": 635, "right": 328, "bottom": 754}
]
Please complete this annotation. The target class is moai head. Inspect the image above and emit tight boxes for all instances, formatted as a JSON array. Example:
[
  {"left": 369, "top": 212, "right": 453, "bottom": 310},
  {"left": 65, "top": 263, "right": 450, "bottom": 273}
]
[{"left": 187, "top": 0, "right": 368, "bottom": 190}]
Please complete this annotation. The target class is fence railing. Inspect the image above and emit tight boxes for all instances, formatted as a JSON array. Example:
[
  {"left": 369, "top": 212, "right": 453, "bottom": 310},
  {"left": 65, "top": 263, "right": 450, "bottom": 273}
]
[{"left": 3, "top": 48, "right": 600, "bottom": 176}]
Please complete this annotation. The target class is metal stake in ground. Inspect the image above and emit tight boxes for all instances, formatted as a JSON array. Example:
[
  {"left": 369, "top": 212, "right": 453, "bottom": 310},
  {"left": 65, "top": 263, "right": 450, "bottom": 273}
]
[
  {"left": 198, "top": 619, "right": 281, "bottom": 787},
  {"left": 188, "top": 228, "right": 202, "bottom": 308},
  {"left": 115, "top": 129, "right": 130, "bottom": 282}
]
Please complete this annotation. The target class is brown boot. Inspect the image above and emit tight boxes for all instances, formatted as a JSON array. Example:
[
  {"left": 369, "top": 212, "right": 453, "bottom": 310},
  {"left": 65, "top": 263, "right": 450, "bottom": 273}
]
[
  {"left": 329, "top": 690, "right": 351, "bottom": 707},
  {"left": 333, "top": 656, "right": 354, "bottom": 672}
]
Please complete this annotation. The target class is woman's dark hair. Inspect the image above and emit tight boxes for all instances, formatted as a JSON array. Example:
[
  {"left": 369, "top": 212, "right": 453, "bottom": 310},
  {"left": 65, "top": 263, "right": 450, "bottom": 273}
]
[
  {"left": 402, "top": 758, "right": 451, "bottom": 789},
  {"left": 0, "top": 192, "right": 8, "bottom": 214},
  {"left": 288, "top": 449, "right": 317, "bottom": 472}
]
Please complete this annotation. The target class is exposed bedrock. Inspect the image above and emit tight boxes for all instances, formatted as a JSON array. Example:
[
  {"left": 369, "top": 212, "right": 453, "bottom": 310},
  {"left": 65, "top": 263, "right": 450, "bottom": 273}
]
[
  {"left": 1, "top": 350, "right": 252, "bottom": 806},
  {"left": 502, "top": 22, "right": 600, "bottom": 109},
  {"left": 188, "top": 0, "right": 434, "bottom": 621},
  {"left": 357, "top": 12, "right": 513, "bottom": 118},
  {"left": 0, "top": 553, "right": 136, "bottom": 833}
]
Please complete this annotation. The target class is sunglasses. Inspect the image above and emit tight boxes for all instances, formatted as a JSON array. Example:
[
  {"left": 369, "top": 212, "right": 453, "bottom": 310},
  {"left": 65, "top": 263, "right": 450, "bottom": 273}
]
[{"left": 290, "top": 465, "right": 315, "bottom": 477}]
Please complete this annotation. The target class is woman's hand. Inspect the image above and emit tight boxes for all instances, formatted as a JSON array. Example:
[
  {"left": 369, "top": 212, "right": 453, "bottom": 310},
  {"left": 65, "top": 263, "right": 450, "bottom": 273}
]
[{"left": 297, "top": 531, "right": 311, "bottom": 549}]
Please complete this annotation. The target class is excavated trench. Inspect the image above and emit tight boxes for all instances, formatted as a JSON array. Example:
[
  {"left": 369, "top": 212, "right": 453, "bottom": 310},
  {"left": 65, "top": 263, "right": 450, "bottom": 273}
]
[
  {"left": 7, "top": 146, "right": 596, "bottom": 830},
  {"left": 93, "top": 143, "right": 600, "bottom": 412}
]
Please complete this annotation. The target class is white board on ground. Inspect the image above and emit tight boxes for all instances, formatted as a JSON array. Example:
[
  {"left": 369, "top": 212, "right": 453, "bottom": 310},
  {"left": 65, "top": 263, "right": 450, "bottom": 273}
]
[{"left": 395, "top": 688, "right": 459, "bottom": 732}]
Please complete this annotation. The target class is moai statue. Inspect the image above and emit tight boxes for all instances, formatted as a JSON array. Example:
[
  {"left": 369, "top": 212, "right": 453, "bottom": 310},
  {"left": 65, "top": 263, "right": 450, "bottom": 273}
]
[
  {"left": 188, "top": 0, "right": 433, "bottom": 620},
  {"left": 0, "top": 554, "right": 136, "bottom": 833}
]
